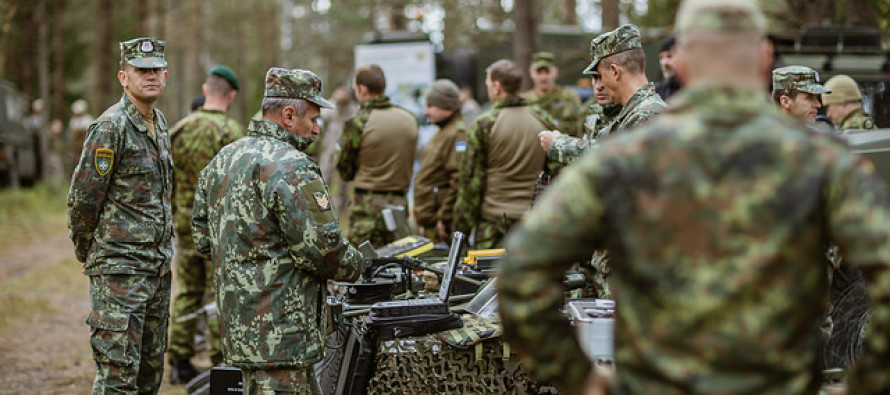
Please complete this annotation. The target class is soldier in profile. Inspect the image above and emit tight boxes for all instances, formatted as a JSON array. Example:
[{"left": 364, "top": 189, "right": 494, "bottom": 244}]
[
  {"left": 771, "top": 65, "right": 831, "bottom": 122},
  {"left": 498, "top": 0, "right": 890, "bottom": 393},
  {"left": 822, "top": 74, "right": 878, "bottom": 131}
]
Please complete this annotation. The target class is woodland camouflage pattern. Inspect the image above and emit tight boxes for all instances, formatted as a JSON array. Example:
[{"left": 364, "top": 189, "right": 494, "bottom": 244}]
[
  {"left": 547, "top": 102, "right": 622, "bottom": 166},
  {"left": 453, "top": 96, "right": 556, "bottom": 248},
  {"left": 168, "top": 109, "right": 245, "bottom": 364},
  {"left": 838, "top": 108, "right": 877, "bottom": 130},
  {"left": 193, "top": 118, "right": 362, "bottom": 369},
  {"left": 521, "top": 86, "right": 584, "bottom": 137},
  {"left": 119, "top": 37, "right": 167, "bottom": 69},
  {"left": 499, "top": 85, "right": 890, "bottom": 394},
  {"left": 583, "top": 24, "right": 642, "bottom": 75},
  {"left": 597, "top": 83, "right": 667, "bottom": 137}
]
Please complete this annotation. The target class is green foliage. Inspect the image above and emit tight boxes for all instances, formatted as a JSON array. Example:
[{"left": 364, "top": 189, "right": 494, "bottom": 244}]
[{"left": 0, "top": 180, "right": 68, "bottom": 255}]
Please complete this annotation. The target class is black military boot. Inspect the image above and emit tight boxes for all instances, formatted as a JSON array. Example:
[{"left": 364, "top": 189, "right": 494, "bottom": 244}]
[{"left": 169, "top": 359, "right": 201, "bottom": 384}]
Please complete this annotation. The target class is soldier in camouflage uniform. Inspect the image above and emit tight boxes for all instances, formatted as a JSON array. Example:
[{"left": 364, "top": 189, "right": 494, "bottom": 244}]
[
  {"left": 822, "top": 74, "right": 878, "bottom": 131},
  {"left": 167, "top": 65, "right": 245, "bottom": 381},
  {"left": 67, "top": 37, "right": 173, "bottom": 394},
  {"left": 337, "top": 64, "right": 418, "bottom": 247},
  {"left": 772, "top": 65, "right": 831, "bottom": 122},
  {"left": 413, "top": 79, "right": 467, "bottom": 243},
  {"left": 193, "top": 67, "right": 362, "bottom": 395},
  {"left": 499, "top": 1, "right": 890, "bottom": 393},
  {"left": 521, "top": 51, "right": 584, "bottom": 137},
  {"left": 453, "top": 59, "right": 556, "bottom": 249}
]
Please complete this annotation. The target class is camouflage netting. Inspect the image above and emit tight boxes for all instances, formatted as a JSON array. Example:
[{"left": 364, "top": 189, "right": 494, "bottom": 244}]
[
  {"left": 824, "top": 264, "right": 871, "bottom": 370},
  {"left": 366, "top": 335, "right": 557, "bottom": 394}
]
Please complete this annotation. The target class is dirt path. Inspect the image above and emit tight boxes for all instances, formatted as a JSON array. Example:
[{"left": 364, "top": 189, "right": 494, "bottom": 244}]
[{"left": 0, "top": 231, "right": 187, "bottom": 395}]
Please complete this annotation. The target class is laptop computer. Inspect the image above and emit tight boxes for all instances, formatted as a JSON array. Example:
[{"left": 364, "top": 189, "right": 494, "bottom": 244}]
[{"left": 368, "top": 231, "right": 466, "bottom": 318}]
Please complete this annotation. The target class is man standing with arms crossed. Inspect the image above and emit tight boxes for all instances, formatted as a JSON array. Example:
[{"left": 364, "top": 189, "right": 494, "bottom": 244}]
[
  {"left": 193, "top": 67, "right": 362, "bottom": 394},
  {"left": 68, "top": 37, "right": 174, "bottom": 394},
  {"left": 498, "top": 0, "right": 890, "bottom": 393},
  {"left": 167, "top": 65, "right": 244, "bottom": 382}
]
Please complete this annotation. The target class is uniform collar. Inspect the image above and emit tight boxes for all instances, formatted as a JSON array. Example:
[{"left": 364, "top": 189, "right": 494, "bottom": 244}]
[
  {"left": 247, "top": 118, "right": 313, "bottom": 152},
  {"left": 120, "top": 94, "right": 158, "bottom": 135},
  {"left": 361, "top": 95, "right": 392, "bottom": 109},
  {"left": 493, "top": 95, "right": 527, "bottom": 109}
]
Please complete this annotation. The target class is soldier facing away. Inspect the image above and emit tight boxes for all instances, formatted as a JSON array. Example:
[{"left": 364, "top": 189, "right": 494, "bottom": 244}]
[
  {"left": 67, "top": 37, "right": 174, "bottom": 394},
  {"left": 822, "top": 74, "right": 878, "bottom": 131},
  {"left": 452, "top": 59, "right": 557, "bottom": 249},
  {"left": 167, "top": 64, "right": 245, "bottom": 382},
  {"left": 192, "top": 67, "right": 362, "bottom": 394},
  {"left": 521, "top": 51, "right": 584, "bottom": 137},
  {"left": 498, "top": 0, "right": 890, "bottom": 393},
  {"left": 337, "top": 64, "right": 418, "bottom": 247}
]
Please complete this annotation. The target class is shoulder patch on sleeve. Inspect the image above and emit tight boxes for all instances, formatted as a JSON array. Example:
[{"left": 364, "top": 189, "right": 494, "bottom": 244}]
[
  {"left": 300, "top": 179, "right": 336, "bottom": 224},
  {"left": 94, "top": 148, "right": 114, "bottom": 176},
  {"left": 863, "top": 118, "right": 874, "bottom": 129},
  {"left": 455, "top": 141, "right": 467, "bottom": 153}
]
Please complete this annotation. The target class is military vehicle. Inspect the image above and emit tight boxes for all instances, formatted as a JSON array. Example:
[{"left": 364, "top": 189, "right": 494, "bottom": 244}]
[{"left": 0, "top": 79, "right": 40, "bottom": 187}]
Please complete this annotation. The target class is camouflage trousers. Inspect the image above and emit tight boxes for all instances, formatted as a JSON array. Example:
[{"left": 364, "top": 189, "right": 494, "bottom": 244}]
[
  {"left": 168, "top": 244, "right": 222, "bottom": 365},
  {"left": 242, "top": 367, "right": 321, "bottom": 395},
  {"left": 473, "top": 216, "right": 520, "bottom": 249},
  {"left": 347, "top": 190, "right": 406, "bottom": 248},
  {"left": 578, "top": 250, "right": 612, "bottom": 299},
  {"left": 87, "top": 272, "right": 171, "bottom": 394}
]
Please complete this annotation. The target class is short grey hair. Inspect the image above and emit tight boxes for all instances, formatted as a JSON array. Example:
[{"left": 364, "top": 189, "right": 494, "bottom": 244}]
[{"left": 261, "top": 97, "right": 308, "bottom": 117}]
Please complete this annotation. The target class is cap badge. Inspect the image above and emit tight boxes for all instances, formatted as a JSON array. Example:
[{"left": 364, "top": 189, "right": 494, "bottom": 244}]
[{"left": 140, "top": 41, "right": 153, "bottom": 53}]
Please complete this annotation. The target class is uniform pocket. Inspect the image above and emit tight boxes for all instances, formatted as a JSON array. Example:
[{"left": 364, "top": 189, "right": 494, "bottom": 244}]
[{"left": 86, "top": 309, "right": 133, "bottom": 366}]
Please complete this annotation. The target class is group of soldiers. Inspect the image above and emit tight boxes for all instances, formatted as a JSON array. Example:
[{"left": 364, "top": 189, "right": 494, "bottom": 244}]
[{"left": 65, "top": 0, "right": 890, "bottom": 393}]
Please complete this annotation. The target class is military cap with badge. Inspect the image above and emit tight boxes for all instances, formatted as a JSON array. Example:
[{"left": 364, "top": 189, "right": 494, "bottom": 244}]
[
  {"left": 583, "top": 24, "right": 642, "bottom": 76},
  {"left": 120, "top": 37, "right": 167, "bottom": 68},
  {"left": 772, "top": 66, "right": 831, "bottom": 95}
]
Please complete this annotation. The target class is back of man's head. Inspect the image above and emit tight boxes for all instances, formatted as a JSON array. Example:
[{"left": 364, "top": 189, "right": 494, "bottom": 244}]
[
  {"left": 487, "top": 59, "right": 523, "bottom": 96},
  {"left": 355, "top": 64, "right": 386, "bottom": 95}
]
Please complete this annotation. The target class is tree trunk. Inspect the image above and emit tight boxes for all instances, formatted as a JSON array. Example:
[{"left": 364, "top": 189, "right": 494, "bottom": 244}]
[
  {"left": 97, "top": 0, "right": 113, "bottom": 108},
  {"left": 52, "top": 0, "right": 66, "bottom": 123},
  {"left": 389, "top": 0, "right": 406, "bottom": 30},
  {"left": 37, "top": 0, "right": 51, "bottom": 179},
  {"left": 512, "top": 0, "right": 539, "bottom": 91},
  {"left": 138, "top": 0, "right": 148, "bottom": 35},
  {"left": 602, "top": 0, "right": 619, "bottom": 31},
  {"left": 844, "top": 0, "right": 879, "bottom": 27},
  {"left": 155, "top": 0, "right": 166, "bottom": 38},
  {"left": 785, "top": 0, "right": 836, "bottom": 28},
  {"left": 560, "top": 0, "right": 577, "bottom": 25}
]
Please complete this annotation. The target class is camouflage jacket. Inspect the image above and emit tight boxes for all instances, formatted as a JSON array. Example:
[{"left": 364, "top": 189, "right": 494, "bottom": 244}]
[
  {"left": 547, "top": 102, "right": 622, "bottom": 166},
  {"left": 839, "top": 108, "right": 877, "bottom": 131},
  {"left": 193, "top": 119, "right": 362, "bottom": 369},
  {"left": 499, "top": 85, "right": 890, "bottom": 394},
  {"left": 170, "top": 109, "right": 245, "bottom": 247},
  {"left": 597, "top": 82, "right": 667, "bottom": 137},
  {"left": 521, "top": 85, "right": 583, "bottom": 137},
  {"left": 67, "top": 94, "right": 173, "bottom": 275},
  {"left": 453, "top": 96, "right": 556, "bottom": 235},
  {"left": 413, "top": 113, "right": 467, "bottom": 227}
]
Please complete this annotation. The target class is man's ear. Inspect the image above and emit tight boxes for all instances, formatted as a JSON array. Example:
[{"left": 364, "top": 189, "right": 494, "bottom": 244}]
[
  {"left": 281, "top": 106, "right": 296, "bottom": 127},
  {"left": 117, "top": 70, "right": 127, "bottom": 88},
  {"left": 779, "top": 95, "right": 792, "bottom": 110},
  {"left": 610, "top": 63, "right": 621, "bottom": 80}
]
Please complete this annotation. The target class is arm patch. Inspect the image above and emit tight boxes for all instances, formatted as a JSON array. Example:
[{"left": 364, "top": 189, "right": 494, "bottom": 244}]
[{"left": 300, "top": 179, "right": 336, "bottom": 224}]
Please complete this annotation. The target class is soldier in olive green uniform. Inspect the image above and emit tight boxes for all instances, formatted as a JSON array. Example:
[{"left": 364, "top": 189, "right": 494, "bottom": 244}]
[
  {"left": 822, "top": 74, "right": 878, "bottom": 131},
  {"left": 167, "top": 65, "right": 245, "bottom": 381},
  {"left": 337, "top": 64, "right": 418, "bottom": 247},
  {"left": 68, "top": 37, "right": 173, "bottom": 394},
  {"left": 521, "top": 52, "right": 584, "bottom": 137},
  {"left": 413, "top": 79, "right": 467, "bottom": 243},
  {"left": 193, "top": 68, "right": 362, "bottom": 394},
  {"left": 499, "top": 1, "right": 890, "bottom": 393},
  {"left": 772, "top": 66, "right": 831, "bottom": 122},
  {"left": 453, "top": 59, "right": 557, "bottom": 249}
]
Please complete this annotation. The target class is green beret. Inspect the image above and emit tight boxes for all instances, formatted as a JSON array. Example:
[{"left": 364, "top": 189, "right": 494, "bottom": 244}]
[
  {"left": 209, "top": 65, "right": 239, "bottom": 90},
  {"left": 530, "top": 51, "right": 556, "bottom": 69},
  {"left": 120, "top": 37, "right": 166, "bottom": 69},
  {"left": 264, "top": 67, "right": 333, "bottom": 108},
  {"left": 772, "top": 66, "right": 831, "bottom": 95},
  {"left": 675, "top": 0, "right": 766, "bottom": 35},
  {"left": 583, "top": 24, "right": 642, "bottom": 76}
]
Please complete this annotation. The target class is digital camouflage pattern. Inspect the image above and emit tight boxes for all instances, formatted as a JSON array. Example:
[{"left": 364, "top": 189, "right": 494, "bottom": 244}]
[
  {"left": 242, "top": 367, "right": 321, "bottom": 395},
  {"left": 119, "top": 37, "right": 167, "bottom": 69},
  {"left": 547, "top": 102, "right": 622, "bottom": 166},
  {"left": 499, "top": 85, "right": 890, "bottom": 394},
  {"left": 839, "top": 108, "right": 877, "bottom": 131},
  {"left": 193, "top": 118, "right": 362, "bottom": 369},
  {"left": 772, "top": 66, "right": 831, "bottom": 95},
  {"left": 168, "top": 109, "right": 245, "bottom": 365},
  {"left": 68, "top": 92, "right": 173, "bottom": 393},
  {"left": 87, "top": 273, "right": 171, "bottom": 394},
  {"left": 583, "top": 24, "right": 642, "bottom": 75},
  {"left": 597, "top": 82, "right": 667, "bottom": 137},
  {"left": 453, "top": 96, "right": 556, "bottom": 248},
  {"left": 413, "top": 113, "right": 467, "bottom": 240},
  {"left": 521, "top": 85, "right": 584, "bottom": 137},
  {"left": 263, "top": 67, "right": 333, "bottom": 108}
]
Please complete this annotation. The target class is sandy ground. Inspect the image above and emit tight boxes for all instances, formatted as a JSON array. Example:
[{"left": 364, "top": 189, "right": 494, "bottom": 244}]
[{"left": 0, "top": 231, "right": 190, "bottom": 395}]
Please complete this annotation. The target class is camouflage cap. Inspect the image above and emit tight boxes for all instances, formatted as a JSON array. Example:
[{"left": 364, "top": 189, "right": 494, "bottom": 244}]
[
  {"left": 675, "top": 0, "right": 766, "bottom": 35},
  {"left": 772, "top": 66, "right": 831, "bottom": 95},
  {"left": 264, "top": 67, "right": 333, "bottom": 108},
  {"left": 531, "top": 51, "right": 556, "bottom": 69},
  {"left": 583, "top": 24, "right": 642, "bottom": 76},
  {"left": 120, "top": 37, "right": 166, "bottom": 68}
]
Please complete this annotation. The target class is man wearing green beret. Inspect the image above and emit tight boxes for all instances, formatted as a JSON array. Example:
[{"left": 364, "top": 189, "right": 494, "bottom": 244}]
[
  {"left": 499, "top": 0, "right": 890, "bottom": 393},
  {"left": 193, "top": 67, "right": 362, "bottom": 394},
  {"left": 68, "top": 37, "right": 174, "bottom": 393},
  {"left": 167, "top": 64, "right": 245, "bottom": 382},
  {"left": 521, "top": 51, "right": 584, "bottom": 137},
  {"left": 771, "top": 65, "right": 830, "bottom": 122}
]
